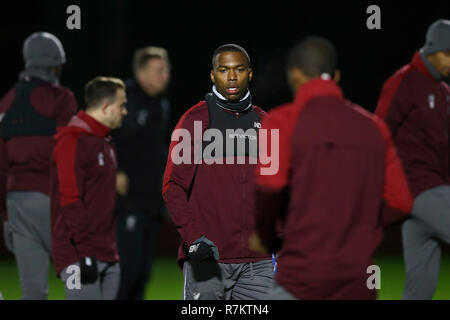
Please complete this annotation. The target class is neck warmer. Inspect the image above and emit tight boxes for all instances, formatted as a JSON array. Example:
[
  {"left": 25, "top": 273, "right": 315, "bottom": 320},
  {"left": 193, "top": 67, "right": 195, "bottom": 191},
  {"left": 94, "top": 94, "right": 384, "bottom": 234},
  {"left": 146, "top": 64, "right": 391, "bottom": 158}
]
[
  {"left": 211, "top": 85, "right": 252, "bottom": 112},
  {"left": 19, "top": 67, "right": 59, "bottom": 85},
  {"left": 419, "top": 49, "right": 442, "bottom": 81}
]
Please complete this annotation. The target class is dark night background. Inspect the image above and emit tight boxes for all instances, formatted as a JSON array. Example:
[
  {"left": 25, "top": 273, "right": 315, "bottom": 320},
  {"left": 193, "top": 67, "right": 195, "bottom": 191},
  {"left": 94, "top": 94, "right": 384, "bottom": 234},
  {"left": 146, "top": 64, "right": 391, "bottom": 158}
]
[{"left": 1, "top": 0, "right": 449, "bottom": 256}]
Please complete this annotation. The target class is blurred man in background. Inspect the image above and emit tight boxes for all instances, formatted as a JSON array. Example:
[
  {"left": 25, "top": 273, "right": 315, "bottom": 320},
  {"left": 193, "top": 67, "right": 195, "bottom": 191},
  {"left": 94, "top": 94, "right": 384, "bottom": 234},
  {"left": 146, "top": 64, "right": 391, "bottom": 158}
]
[
  {"left": 0, "top": 32, "right": 77, "bottom": 299},
  {"left": 52, "top": 77, "right": 127, "bottom": 300},
  {"left": 250, "top": 36, "right": 413, "bottom": 299},
  {"left": 114, "top": 47, "right": 171, "bottom": 300},
  {"left": 163, "top": 44, "right": 273, "bottom": 300},
  {"left": 375, "top": 19, "right": 450, "bottom": 300}
]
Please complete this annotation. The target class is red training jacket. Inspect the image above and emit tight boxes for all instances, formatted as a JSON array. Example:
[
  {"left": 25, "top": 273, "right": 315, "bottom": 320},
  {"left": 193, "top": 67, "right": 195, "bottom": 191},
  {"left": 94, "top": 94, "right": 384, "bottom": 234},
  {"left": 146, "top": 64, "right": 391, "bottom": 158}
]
[
  {"left": 375, "top": 51, "right": 450, "bottom": 198},
  {"left": 255, "top": 79, "right": 413, "bottom": 299},
  {"left": 50, "top": 111, "right": 119, "bottom": 275}
]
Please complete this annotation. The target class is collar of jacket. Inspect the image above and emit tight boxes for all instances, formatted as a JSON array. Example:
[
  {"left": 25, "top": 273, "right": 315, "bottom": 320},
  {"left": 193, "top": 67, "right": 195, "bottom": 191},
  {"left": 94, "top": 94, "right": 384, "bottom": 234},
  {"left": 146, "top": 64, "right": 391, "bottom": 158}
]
[
  {"left": 75, "top": 110, "right": 111, "bottom": 137},
  {"left": 411, "top": 51, "right": 435, "bottom": 81},
  {"left": 294, "top": 78, "right": 343, "bottom": 109}
]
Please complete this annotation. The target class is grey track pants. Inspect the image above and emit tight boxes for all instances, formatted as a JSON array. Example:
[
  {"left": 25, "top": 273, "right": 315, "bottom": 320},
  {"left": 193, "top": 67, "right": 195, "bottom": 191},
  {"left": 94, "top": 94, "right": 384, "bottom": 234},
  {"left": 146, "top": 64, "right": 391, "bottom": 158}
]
[
  {"left": 60, "top": 261, "right": 120, "bottom": 300},
  {"left": 402, "top": 185, "right": 450, "bottom": 300},
  {"left": 265, "top": 281, "right": 298, "bottom": 300},
  {"left": 5, "top": 192, "right": 51, "bottom": 300},
  {"left": 182, "top": 259, "right": 274, "bottom": 300}
]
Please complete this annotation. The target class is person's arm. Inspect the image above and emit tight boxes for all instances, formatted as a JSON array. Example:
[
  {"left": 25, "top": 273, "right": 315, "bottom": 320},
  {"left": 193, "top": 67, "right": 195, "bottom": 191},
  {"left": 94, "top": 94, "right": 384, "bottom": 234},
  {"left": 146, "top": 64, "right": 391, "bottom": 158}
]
[
  {"left": 162, "top": 106, "right": 204, "bottom": 246},
  {"left": 54, "top": 133, "right": 94, "bottom": 258},
  {"left": 0, "top": 89, "right": 15, "bottom": 221},
  {"left": 373, "top": 116, "right": 413, "bottom": 226},
  {"left": 252, "top": 110, "right": 293, "bottom": 253},
  {"left": 375, "top": 74, "right": 414, "bottom": 138},
  {"left": 0, "top": 137, "right": 8, "bottom": 220}
]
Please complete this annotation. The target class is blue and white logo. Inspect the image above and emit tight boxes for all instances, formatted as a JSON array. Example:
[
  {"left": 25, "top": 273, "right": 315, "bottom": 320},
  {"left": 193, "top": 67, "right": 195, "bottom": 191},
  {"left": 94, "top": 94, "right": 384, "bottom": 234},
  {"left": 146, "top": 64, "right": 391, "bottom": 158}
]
[{"left": 428, "top": 94, "right": 435, "bottom": 109}]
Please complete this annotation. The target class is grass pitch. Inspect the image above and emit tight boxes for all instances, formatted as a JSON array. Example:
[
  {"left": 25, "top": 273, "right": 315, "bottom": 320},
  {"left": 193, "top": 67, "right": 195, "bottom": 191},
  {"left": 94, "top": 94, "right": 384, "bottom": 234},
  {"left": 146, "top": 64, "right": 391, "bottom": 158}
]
[{"left": 1, "top": 255, "right": 449, "bottom": 300}]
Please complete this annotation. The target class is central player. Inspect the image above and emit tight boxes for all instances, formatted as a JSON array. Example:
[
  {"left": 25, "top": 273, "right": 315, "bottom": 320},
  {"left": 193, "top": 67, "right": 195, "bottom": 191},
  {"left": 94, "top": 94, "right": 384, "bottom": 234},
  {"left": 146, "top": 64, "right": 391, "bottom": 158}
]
[{"left": 163, "top": 44, "right": 273, "bottom": 300}]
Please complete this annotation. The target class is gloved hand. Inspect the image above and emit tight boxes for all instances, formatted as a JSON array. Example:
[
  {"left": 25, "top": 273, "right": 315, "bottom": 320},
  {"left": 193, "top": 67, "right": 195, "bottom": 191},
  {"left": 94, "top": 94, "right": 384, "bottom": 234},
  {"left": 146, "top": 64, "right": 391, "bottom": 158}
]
[
  {"left": 2, "top": 220, "right": 14, "bottom": 252},
  {"left": 188, "top": 235, "right": 220, "bottom": 262},
  {"left": 79, "top": 256, "right": 98, "bottom": 284}
]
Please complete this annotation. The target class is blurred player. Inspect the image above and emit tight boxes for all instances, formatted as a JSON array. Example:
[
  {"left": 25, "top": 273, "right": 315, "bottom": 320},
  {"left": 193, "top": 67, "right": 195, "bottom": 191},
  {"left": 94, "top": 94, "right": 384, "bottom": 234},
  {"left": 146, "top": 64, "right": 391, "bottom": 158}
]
[
  {"left": 163, "top": 44, "right": 273, "bottom": 300},
  {"left": 0, "top": 32, "right": 77, "bottom": 299},
  {"left": 114, "top": 47, "right": 171, "bottom": 300},
  {"left": 375, "top": 19, "right": 450, "bottom": 300},
  {"left": 51, "top": 77, "right": 127, "bottom": 300},
  {"left": 250, "top": 36, "right": 413, "bottom": 299}
]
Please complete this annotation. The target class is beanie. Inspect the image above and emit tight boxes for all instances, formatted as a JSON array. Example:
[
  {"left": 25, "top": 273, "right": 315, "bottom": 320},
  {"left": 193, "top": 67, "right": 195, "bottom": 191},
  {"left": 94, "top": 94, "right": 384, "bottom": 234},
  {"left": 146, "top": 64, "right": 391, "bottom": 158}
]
[
  {"left": 23, "top": 32, "right": 66, "bottom": 69},
  {"left": 421, "top": 19, "right": 450, "bottom": 55}
]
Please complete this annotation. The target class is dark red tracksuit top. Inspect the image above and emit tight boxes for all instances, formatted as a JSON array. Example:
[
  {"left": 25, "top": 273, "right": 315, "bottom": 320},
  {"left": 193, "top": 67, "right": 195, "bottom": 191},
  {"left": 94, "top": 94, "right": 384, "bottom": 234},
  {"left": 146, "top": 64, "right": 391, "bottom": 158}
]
[
  {"left": 255, "top": 79, "right": 413, "bottom": 299},
  {"left": 0, "top": 79, "right": 77, "bottom": 219},
  {"left": 50, "top": 111, "right": 119, "bottom": 275},
  {"left": 162, "top": 97, "right": 271, "bottom": 266},
  {"left": 375, "top": 51, "right": 450, "bottom": 198}
]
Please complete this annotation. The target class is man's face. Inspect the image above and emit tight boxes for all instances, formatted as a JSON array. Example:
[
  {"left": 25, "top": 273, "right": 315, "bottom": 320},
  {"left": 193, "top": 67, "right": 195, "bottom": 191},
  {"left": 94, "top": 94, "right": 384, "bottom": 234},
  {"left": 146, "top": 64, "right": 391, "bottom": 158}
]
[
  {"left": 104, "top": 89, "right": 128, "bottom": 129},
  {"left": 137, "top": 57, "right": 170, "bottom": 96},
  {"left": 428, "top": 50, "right": 450, "bottom": 78},
  {"left": 210, "top": 51, "right": 252, "bottom": 101}
]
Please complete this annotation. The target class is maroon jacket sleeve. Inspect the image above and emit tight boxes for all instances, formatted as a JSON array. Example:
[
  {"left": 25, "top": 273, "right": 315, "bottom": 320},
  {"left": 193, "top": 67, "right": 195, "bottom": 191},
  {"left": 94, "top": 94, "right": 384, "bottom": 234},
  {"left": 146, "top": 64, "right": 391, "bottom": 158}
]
[
  {"left": 162, "top": 103, "right": 205, "bottom": 246},
  {"left": 375, "top": 70, "right": 414, "bottom": 137},
  {"left": 56, "top": 89, "right": 78, "bottom": 126},
  {"left": 254, "top": 105, "right": 296, "bottom": 251},
  {"left": 372, "top": 116, "right": 413, "bottom": 225},
  {"left": 54, "top": 133, "right": 94, "bottom": 258},
  {"left": 0, "top": 89, "right": 15, "bottom": 221},
  {"left": 0, "top": 137, "right": 8, "bottom": 220}
]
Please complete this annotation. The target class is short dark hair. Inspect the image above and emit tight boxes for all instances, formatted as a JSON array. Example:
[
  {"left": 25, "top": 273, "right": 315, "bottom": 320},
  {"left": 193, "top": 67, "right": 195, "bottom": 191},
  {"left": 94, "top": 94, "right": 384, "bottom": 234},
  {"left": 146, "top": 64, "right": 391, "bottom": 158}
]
[
  {"left": 84, "top": 76, "right": 125, "bottom": 109},
  {"left": 212, "top": 44, "right": 251, "bottom": 68},
  {"left": 132, "top": 46, "right": 170, "bottom": 75},
  {"left": 287, "top": 36, "right": 338, "bottom": 77}
]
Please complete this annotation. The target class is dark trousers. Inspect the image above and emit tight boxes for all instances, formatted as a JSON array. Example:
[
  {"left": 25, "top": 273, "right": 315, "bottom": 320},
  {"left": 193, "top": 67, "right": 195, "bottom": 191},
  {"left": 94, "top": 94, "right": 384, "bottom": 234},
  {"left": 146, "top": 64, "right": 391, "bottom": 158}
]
[{"left": 116, "top": 211, "right": 161, "bottom": 300}]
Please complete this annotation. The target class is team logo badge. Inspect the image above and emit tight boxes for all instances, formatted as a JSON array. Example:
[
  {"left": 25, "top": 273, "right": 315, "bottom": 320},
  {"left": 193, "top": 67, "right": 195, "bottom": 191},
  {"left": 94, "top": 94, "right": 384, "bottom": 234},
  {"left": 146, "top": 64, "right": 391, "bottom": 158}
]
[
  {"left": 428, "top": 94, "right": 435, "bottom": 109},
  {"left": 98, "top": 152, "right": 104, "bottom": 166}
]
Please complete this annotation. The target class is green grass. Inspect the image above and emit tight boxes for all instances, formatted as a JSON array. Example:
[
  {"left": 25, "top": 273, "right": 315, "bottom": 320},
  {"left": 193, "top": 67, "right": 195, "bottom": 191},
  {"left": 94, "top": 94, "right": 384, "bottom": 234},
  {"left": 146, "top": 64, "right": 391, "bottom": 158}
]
[
  {"left": 375, "top": 254, "right": 450, "bottom": 300},
  {"left": 1, "top": 255, "right": 450, "bottom": 300},
  {"left": 0, "top": 256, "right": 183, "bottom": 300}
]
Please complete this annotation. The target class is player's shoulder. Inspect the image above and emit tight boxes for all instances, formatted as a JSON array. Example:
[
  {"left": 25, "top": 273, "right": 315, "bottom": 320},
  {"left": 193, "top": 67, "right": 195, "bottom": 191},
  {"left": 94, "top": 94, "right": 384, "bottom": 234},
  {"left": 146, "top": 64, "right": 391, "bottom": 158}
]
[
  {"left": 383, "top": 63, "right": 416, "bottom": 92},
  {"left": 39, "top": 82, "right": 74, "bottom": 97},
  {"left": 349, "top": 102, "right": 389, "bottom": 137},
  {"left": 54, "top": 127, "right": 81, "bottom": 155},
  {"left": 178, "top": 101, "right": 208, "bottom": 124},
  {"left": 262, "top": 102, "right": 297, "bottom": 128},
  {"left": 33, "top": 82, "right": 76, "bottom": 108},
  {"left": 252, "top": 105, "right": 266, "bottom": 117}
]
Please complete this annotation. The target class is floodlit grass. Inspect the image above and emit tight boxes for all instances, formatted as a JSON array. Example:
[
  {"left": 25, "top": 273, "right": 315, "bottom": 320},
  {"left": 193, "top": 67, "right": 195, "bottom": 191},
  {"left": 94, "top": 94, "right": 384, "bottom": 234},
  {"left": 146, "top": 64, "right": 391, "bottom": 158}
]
[
  {"left": 1, "top": 255, "right": 449, "bottom": 300},
  {"left": 375, "top": 254, "right": 450, "bottom": 300},
  {"left": 0, "top": 256, "right": 183, "bottom": 300}
]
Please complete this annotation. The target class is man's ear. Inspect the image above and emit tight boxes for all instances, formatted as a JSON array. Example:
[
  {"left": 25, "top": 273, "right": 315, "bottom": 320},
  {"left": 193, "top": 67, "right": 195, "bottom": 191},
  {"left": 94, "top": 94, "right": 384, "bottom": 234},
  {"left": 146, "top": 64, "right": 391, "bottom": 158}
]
[
  {"left": 334, "top": 70, "right": 341, "bottom": 84},
  {"left": 100, "top": 101, "right": 110, "bottom": 115},
  {"left": 210, "top": 70, "right": 215, "bottom": 84},
  {"left": 248, "top": 68, "right": 253, "bottom": 82}
]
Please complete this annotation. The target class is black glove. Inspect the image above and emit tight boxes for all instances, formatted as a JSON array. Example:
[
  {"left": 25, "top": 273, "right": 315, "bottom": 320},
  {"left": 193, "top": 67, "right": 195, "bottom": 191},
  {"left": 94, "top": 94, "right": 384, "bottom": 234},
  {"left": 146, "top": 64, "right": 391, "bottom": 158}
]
[
  {"left": 79, "top": 256, "right": 98, "bottom": 284},
  {"left": 188, "top": 236, "right": 220, "bottom": 262}
]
